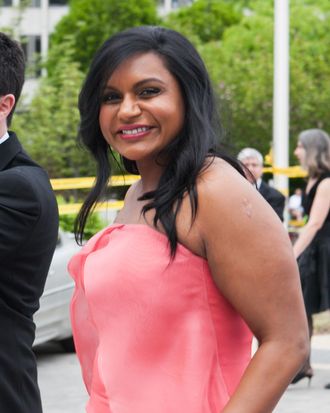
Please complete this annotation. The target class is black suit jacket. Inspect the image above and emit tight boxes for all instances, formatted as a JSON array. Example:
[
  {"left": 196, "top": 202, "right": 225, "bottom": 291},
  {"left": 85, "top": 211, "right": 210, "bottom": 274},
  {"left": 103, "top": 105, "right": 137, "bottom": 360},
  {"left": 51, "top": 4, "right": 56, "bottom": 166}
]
[
  {"left": 0, "top": 132, "right": 59, "bottom": 413},
  {"left": 259, "top": 180, "right": 285, "bottom": 221}
]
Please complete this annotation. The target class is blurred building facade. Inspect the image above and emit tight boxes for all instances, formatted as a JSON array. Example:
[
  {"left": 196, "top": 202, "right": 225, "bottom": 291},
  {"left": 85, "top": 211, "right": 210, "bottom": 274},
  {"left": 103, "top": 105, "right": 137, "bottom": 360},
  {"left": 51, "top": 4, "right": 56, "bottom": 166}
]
[
  {"left": 0, "top": 0, "right": 69, "bottom": 100},
  {"left": 0, "top": 0, "right": 193, "bottom": 100},
  {"left": 158, "top": 0, "right": 192, "bottom": 15}
]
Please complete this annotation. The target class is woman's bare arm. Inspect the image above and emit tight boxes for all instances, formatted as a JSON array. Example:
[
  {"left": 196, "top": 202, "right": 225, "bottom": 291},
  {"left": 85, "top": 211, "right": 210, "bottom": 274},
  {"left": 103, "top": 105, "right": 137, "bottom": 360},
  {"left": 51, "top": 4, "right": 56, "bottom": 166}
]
[
  {"left": 194, "top": 160, "right": 309, "bottom": 413},
  {"left": 293, "top": 178, "right": 330, "bottom": 258}
]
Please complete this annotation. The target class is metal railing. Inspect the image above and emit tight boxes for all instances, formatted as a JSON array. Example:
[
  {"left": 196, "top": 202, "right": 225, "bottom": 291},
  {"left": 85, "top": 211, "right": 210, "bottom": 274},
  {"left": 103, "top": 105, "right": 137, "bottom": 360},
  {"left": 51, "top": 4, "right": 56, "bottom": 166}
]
[{"left": 52, "top": 166, "right": 307, "bottom": 217}]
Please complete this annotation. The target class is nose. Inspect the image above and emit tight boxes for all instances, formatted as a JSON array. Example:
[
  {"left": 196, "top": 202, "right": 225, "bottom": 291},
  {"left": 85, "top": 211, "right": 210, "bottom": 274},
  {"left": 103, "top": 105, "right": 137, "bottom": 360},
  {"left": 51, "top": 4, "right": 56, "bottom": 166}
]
[{"left": 118, "top": 95, "right": 141, "bottom": 120}]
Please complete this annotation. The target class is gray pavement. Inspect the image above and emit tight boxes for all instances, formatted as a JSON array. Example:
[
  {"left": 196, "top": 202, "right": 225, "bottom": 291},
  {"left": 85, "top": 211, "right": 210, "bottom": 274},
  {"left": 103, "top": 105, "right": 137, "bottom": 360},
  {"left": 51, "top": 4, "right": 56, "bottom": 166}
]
[
  {"left": 275, "top": 334, "right": 330, "bottom": 412},
  {"left": 36, "top": 343, "right": 87, "bottom": 413},
  {"left": 37, "top": 335, "right": 330, "bottom": 412}
]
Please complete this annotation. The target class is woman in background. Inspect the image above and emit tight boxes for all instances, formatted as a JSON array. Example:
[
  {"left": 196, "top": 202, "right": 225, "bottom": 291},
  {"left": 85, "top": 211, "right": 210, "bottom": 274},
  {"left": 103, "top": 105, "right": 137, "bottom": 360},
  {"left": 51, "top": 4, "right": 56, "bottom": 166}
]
[
  {"left": 293, "top": 129, "right": 330, "bottom": 385},
  {"left": 69, "top": 26, "right": 308, "bottom": 412}
]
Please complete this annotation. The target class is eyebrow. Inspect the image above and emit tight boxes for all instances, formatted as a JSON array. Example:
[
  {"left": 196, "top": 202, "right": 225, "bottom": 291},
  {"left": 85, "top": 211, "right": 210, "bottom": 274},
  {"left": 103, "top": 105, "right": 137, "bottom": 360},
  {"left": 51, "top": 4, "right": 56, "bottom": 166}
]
[{"left": 104, "top": 77, "right": 166, "bottom": 91}]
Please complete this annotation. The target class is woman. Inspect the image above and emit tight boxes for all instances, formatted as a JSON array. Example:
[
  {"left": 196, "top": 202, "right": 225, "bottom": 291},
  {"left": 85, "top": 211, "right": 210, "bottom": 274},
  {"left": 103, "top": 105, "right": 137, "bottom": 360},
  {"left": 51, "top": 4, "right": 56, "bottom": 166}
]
[
  {"left": 292, "top": 129, "right": 330, "bottom": 385},
  {"left": 69, "top": 26, "right": 308, "bottom": 413}
]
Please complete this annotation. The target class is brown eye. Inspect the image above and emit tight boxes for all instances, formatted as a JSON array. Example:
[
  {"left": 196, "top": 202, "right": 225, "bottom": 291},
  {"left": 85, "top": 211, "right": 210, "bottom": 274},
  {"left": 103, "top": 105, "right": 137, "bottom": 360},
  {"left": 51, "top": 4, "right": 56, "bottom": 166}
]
[
  {"left": 102, "top": 92, "right": 121, "bottom": 103},
  {"left": 139, "top": 87, "right": 160, "bottom": 97}
]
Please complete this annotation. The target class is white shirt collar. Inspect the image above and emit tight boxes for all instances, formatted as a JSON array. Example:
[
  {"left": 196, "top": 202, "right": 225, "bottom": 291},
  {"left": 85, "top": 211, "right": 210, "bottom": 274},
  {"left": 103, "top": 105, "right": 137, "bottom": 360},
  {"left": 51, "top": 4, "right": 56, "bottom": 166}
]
[
  {"left": 0, "top": 131, "right": 9, "bottom": 145},
  {"left": 256, "top": 178, "right": 262, "bottom": 190}
]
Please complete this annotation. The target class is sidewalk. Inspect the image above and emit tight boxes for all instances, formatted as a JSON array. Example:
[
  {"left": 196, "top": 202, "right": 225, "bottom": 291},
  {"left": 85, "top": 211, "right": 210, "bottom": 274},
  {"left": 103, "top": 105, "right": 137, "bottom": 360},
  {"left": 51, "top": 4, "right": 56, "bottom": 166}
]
[{"left": 274, "top": 334, "right": 330, "bottom": 412}]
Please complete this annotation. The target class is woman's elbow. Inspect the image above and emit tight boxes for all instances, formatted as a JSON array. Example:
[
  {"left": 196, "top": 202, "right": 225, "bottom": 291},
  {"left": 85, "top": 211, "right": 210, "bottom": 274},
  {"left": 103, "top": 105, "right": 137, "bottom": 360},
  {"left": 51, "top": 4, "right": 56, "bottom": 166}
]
[
  {"left": 296, "top": 333, "right": 310, "bottom": 362},
  {"left": 287, "top": 328, "right": 310, "bottom": 368},
  {"left": 307, "top": 220, "right": 323, "bottom": 232}
]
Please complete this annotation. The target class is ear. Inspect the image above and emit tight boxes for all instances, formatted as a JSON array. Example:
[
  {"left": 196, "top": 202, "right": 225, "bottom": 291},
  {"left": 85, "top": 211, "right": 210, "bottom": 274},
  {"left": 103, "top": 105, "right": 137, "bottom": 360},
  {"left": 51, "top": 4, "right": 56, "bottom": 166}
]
[{"left": 0, "top": 94, "right": 16, "bottom": 120}]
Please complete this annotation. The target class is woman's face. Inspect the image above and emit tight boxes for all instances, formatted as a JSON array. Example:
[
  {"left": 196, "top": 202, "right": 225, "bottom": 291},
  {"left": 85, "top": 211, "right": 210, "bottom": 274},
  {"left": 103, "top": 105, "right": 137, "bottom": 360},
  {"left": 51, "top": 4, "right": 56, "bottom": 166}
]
[
  {"left": 294, "top": 141, "right": 306, "bottom": 166},
  {"left": 99, "top": 52, "right": 185, "bottom": 167}
]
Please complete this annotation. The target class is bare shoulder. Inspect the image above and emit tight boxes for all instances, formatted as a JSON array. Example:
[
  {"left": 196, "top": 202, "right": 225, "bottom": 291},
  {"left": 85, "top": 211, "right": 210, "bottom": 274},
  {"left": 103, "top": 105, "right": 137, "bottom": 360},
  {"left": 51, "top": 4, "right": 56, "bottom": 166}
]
[
  {"left": 194, "top": 157, "right": 290, "bottom": 255},
  {"left": 311, "top": 177, "right": 330, "bottom": 209},
  {"left": 317, "top": 177, "right": 330, "bottom": 194},
  {"left": 196, "top": 157, "right": 258, "bottom": 223},
  {"left": 192, "top": 158, "right": 305, "bottom": 347},
  {"left": 123, "top": 179, "right": 141, "bottom": 201},
  {"left": 198, "top": 157, "right": 247, "bottom": 193},
  {"left": 175, "top": 158, "right": 250, "bottom": 256},
  {"left": 114, "top": 179, "right": 143, "bottom": 223}
]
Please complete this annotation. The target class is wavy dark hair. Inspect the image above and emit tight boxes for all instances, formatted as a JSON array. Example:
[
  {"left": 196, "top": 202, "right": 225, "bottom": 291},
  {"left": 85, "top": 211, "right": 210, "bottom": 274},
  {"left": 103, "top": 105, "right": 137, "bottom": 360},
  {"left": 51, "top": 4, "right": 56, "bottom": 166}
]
[{"left": 75, "top": 26, "right": 245, "bottom": 255}]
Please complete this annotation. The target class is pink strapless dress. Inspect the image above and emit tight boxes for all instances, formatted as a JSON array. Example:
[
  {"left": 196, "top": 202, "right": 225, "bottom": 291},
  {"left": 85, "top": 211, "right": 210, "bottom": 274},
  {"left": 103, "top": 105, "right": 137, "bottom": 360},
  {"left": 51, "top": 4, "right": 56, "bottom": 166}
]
[{"left": 69, "top": 224, "right": 252, "bottom": 413}]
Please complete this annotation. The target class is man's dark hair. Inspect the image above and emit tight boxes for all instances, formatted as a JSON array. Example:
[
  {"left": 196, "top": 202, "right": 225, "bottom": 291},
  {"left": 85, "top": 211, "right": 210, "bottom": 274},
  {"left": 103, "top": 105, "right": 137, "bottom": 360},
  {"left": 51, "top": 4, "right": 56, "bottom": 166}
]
[
  {"left": 76, "top": 26, "right": 245, "bottom": 254},
  {"left": 0, "top": 32, "right": 25, "bottom": 125}
]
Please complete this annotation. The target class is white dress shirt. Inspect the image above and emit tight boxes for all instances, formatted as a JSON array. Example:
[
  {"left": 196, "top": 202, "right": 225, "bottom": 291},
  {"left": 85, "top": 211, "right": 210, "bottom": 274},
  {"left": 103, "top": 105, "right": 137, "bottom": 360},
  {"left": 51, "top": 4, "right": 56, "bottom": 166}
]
[{"left": 0, "top": 131, "right": 9, "bottom": 145}]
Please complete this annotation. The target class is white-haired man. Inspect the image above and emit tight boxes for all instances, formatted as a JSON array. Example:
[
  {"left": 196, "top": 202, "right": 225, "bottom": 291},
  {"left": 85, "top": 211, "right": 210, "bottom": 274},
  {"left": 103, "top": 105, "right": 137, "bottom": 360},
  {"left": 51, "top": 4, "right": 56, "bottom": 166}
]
[{"left": 238, "top": 147, "right": 285, "bottom": 221}]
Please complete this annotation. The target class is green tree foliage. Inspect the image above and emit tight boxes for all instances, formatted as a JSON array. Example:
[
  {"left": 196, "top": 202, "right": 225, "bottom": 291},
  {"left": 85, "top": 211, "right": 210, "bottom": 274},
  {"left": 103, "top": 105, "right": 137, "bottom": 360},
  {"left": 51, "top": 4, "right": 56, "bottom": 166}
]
[
  {"left": 164, "top": 0, "right": 241, "bottom": 44},
  {"left": 198, "top": 0, "right": 330, "bottom": 160},
  {"left": 12, "top": 0, "right": 330, "bottom": 178},
  {"left": 199, "top": 14, "right": 274, "bottom": 155},
  {"left": 12, "top": 38, "right": 96, "bottom": 179},
  {"left": 290, "top": 2, "right": 330, "bottom": 139},
  {"left": 59, "top": 211, "right": 106, "bottom": 239},
  {"left": 47, "top": 0, "right": 159, "bottom": 74}
]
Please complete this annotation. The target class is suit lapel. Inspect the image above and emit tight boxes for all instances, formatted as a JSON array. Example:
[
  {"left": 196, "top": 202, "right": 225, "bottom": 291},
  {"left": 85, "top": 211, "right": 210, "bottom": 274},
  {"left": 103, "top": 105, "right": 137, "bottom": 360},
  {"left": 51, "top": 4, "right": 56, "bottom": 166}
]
[
  {"left": 258, "top": 181, "right": 267, "bottom": 197},
  {"left": 0, "top": 131, "right": 22, "bottom": 171}
]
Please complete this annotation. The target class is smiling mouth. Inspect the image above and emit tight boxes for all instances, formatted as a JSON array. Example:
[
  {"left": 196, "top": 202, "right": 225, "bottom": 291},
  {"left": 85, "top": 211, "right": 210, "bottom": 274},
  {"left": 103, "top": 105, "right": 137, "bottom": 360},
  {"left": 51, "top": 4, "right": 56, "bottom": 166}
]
[
  {"left": 121, "top": 127, "right": 150, "bottom": 135},
  {"left": 118, "top": 126, "right": 153, "bottom": 139}
]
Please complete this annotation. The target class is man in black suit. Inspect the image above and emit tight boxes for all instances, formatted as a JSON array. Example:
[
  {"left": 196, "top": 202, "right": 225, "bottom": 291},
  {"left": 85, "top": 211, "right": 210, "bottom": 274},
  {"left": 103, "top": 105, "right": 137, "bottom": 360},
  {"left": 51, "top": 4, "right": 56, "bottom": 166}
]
[
  {"left": 0, "top": 32, "right": 59, "bottom": 412},
  {"left": 238, "top": 147, "right": 285, "bottom": 221}
]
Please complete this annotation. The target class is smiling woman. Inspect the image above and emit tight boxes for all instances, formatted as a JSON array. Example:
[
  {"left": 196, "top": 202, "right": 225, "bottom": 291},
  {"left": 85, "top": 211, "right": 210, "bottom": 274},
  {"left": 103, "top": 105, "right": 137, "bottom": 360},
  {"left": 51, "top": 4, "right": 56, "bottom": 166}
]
[
  {"left": 69, "top": 26, "right": 309, "bottom": 413},
  {"left": 98, "top": 53, "right": 184, "bottom": 165}
]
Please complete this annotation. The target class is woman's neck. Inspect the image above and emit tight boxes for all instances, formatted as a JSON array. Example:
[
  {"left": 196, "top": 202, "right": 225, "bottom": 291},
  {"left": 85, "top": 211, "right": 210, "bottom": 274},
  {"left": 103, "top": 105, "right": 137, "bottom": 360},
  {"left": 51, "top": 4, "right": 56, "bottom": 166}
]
[{"left": 136, "top": 161, "right": 166, "bottom": 193}]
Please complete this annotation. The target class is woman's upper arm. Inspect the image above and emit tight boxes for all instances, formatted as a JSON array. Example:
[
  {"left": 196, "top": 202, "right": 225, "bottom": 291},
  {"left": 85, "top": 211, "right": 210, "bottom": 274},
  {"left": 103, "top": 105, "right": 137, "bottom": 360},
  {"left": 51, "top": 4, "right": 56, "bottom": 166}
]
[
  {"left": 196, "top": 161, "right": 306, "bottom": 342},
  {"left": 307, "top": 178, "right": 330, "bottom": 228}
]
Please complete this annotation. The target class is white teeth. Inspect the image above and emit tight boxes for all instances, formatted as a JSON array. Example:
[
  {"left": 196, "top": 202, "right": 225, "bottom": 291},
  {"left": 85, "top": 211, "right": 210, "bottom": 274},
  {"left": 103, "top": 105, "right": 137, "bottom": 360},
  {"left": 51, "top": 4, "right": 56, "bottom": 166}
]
[{"left": 122, "top": 127, "right": 149, "bottom": 135}]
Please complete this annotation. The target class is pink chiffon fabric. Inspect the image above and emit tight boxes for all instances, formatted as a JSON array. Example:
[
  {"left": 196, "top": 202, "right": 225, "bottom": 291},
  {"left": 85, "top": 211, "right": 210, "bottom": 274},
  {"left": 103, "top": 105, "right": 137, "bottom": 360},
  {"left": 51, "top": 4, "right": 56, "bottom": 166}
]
[{"left": 69, "top": 223, "right": 252, "bottom": 413}]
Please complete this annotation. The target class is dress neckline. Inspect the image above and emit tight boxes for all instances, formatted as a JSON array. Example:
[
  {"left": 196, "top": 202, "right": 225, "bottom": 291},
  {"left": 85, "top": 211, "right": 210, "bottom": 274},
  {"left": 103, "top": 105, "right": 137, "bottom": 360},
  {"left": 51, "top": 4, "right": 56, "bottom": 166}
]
[
  {"left": 110, "top": 222, "right": 206, "bottom": 262},
  {"left": 305, "top": 172, "right": 330, "bottom": 196}
]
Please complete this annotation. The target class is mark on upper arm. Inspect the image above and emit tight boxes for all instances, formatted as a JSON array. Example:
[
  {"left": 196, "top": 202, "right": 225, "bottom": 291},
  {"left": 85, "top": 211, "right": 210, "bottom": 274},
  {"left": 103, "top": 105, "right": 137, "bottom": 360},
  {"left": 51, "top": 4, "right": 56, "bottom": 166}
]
[{"left": 242, "top": 197, "right": 253, "bottom": 218}]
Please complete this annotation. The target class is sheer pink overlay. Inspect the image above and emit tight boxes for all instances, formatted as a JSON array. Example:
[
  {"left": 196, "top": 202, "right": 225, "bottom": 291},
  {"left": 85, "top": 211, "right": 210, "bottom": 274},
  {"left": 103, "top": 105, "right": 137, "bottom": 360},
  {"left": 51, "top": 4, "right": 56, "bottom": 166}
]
[{"left": 69, "top": 224, "right": 252, "bottom": 413}]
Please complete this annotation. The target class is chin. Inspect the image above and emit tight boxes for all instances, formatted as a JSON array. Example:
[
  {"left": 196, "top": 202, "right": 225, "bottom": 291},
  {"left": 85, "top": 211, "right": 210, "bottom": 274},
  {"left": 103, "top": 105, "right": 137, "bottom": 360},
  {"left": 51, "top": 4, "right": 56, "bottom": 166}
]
[{"left": 120, "top": 153, "right": 143, "bottom": 161}]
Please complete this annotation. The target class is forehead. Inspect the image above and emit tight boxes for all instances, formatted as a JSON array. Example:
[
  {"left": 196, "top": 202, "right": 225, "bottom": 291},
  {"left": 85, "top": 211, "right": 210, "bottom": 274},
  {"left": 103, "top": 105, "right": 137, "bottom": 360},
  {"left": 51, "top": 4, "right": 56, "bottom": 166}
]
[
  {"left": 242, "top": 157, "right": 262, "bottom": 165},
  {"left": 106, "top": 52, "right": 174, "bottom": 85}
]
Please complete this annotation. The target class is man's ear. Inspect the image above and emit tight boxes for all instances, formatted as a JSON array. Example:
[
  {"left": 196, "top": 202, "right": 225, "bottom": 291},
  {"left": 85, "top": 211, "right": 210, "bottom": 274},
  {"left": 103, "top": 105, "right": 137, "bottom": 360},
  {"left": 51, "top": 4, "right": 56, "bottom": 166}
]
[{"left": 0, "top": 94, "right": 16, "bottom": 120}]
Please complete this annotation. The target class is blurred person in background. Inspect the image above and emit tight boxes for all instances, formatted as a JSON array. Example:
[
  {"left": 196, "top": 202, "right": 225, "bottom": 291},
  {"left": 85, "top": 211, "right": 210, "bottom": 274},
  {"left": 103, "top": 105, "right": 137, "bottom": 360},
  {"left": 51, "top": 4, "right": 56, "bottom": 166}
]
[
  {"left": 237, "top": 147, "right": 285, "bottom": 221},
  {"left": 292, "top": 129, "right": 330, "bottom": 386},
  {"left": 288, "top": 188, "right": 304, "bottom": 221},
  {"left": 0, "top": 32, "right": 58, "bottom": 412}
]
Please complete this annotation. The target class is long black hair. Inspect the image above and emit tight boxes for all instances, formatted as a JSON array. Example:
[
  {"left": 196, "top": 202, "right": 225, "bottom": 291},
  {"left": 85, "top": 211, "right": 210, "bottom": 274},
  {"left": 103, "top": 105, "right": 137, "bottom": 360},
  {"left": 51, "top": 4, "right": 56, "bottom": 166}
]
[{"left": 75, "top": 26, "right": 245, "bottom": 254}]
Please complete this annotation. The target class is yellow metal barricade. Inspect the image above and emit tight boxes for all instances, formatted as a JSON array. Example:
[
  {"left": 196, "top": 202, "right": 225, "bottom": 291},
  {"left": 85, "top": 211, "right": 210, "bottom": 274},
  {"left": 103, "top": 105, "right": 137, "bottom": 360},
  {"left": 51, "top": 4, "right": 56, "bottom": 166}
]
[
  {"left": 51, "top": 175, "right": 140, "bottom": 191},
  {"left": 52, "top": 166, "right": 306, "bottom": 216},
  {"left": 263, "top": 165, "right": 307, "bottom": 178},
  {"left": 58, "top": 200, "right": 124, "bottom": 216}
]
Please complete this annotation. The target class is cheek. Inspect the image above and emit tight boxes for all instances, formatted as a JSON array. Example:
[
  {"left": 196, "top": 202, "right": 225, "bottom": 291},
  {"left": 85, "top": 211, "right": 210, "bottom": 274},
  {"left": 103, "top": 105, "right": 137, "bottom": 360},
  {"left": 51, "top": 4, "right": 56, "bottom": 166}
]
[
  {"left": 99, "top": 108, "right": 113, "bottom": 137},
  {"left": 163, "top": 104, "right": 184, "bottom": 132},
  {"left": 171, "top": 110, "right": 184, "bottom": 132},
  {"left": 153, "top": 103, "right": 183, "bottom": 131},
  {"left": 252, "top": 167, "right": 262, "bottom": 177},
  {"left": 98, "top": 109, "right": 106, "bottom": 132}
]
